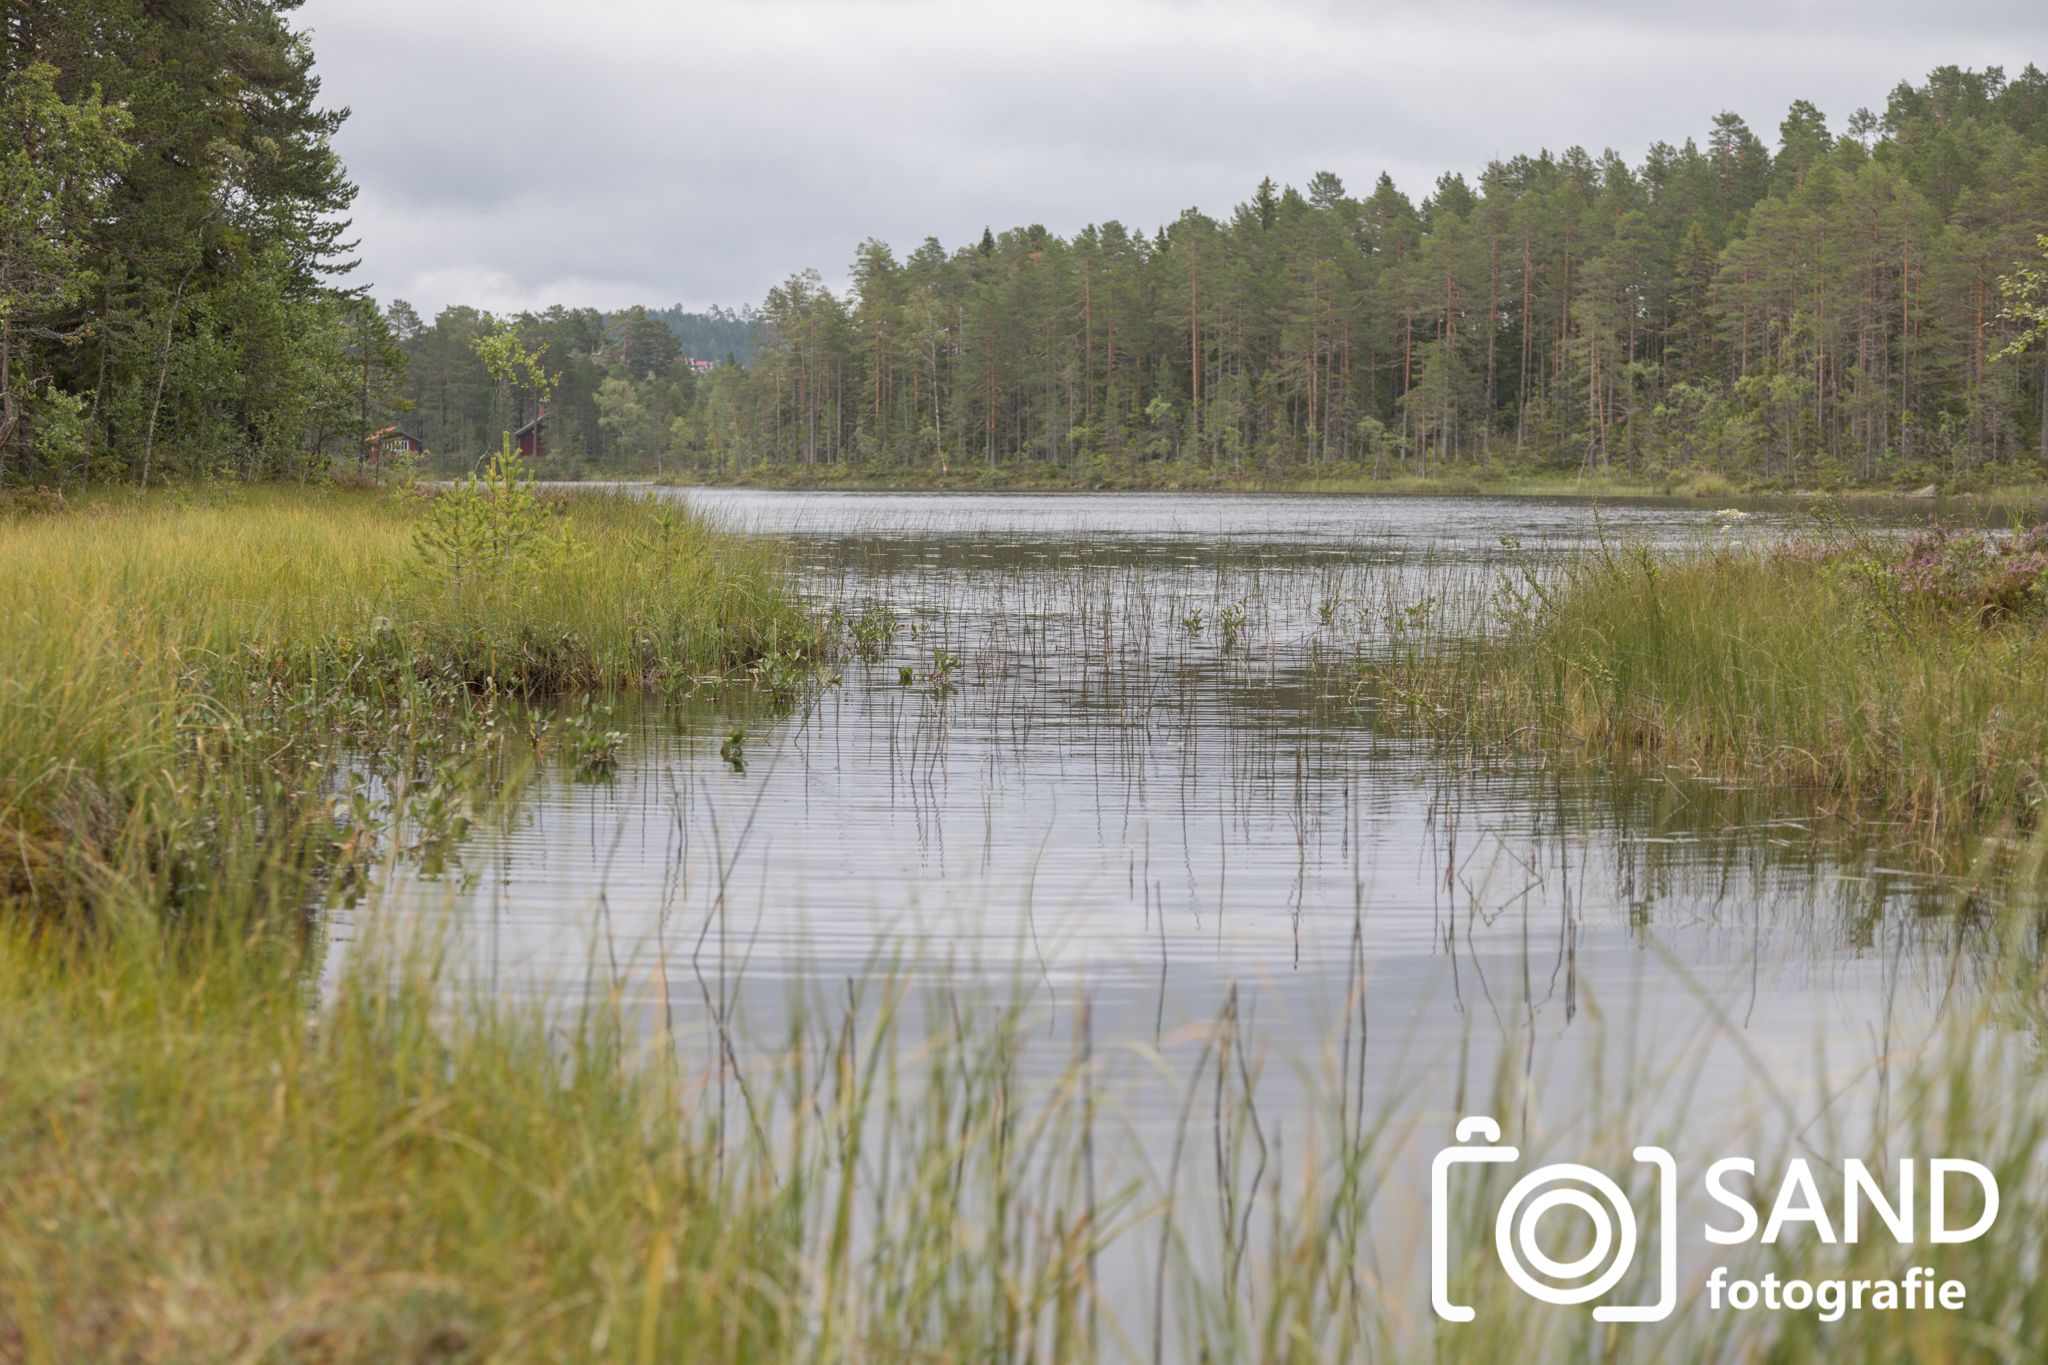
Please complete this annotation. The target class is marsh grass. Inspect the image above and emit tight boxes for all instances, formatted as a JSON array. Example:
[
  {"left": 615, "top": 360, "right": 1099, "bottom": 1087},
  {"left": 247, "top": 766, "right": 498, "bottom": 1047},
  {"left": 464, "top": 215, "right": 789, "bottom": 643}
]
[
  {"left": 0, "top": 920, "right": 1043, "bottom": 1360},
  {"left": 14, "top": 492, "right": 2048, "bottom": 1361},
  {"left": 8, "top": 894, "right": 2048, "bottom": 1361},
  {"left": 660, "top": 463, "right": 1714, "bottom": 500},
  {"left": 1372, "top": 529, "right": 2048, "bottom": 856},
  {"left": 0, "top": 485, "right": 811, "bottom": 918}
]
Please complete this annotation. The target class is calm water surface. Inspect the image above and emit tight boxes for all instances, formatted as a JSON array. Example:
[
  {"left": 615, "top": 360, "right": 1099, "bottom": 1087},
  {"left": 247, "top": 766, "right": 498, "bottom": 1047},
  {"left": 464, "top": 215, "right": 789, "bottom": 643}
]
[{"left": 335, "top": 490, "right": 1980, "bottom": 1131}]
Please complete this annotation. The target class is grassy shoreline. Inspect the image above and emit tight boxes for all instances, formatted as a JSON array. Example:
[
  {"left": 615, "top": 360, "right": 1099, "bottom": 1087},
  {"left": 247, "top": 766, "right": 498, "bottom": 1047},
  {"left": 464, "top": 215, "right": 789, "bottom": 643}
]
[
  {"left": 646, "top": 461, "right": 2048, "bottom": 508},
  {"left": 0, "top": 484, "right": 812, "bottom": 919},
  {"left": 1375, "top": 524, "right": 2048, "bottom": 857},
  {"left": 656, "top": 462, "right": 1679, "bottom": 498}
]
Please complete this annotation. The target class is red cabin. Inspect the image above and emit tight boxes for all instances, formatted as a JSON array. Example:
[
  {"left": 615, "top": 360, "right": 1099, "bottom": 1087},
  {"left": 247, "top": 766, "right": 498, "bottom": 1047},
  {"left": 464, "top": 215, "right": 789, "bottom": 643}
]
[
  {"left": 513, "top": 405, "right": 548, "bottom": 461},
  {"left": 365, "top": 426, "right": 423, "bottom": 465}
]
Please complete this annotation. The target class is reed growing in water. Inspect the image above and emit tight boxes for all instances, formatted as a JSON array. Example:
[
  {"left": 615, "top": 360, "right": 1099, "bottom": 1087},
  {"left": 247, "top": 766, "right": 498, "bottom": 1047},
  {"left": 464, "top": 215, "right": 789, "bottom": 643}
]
[
  {"left": 9, "top": 489, "right": 2048, "bottom": 1361},
  {"left": 1375, "top": 521, "right": 2048, "bottom": 851},
  {"left": 6, "top": 896, "right": 2048, "bottom": 1362}
]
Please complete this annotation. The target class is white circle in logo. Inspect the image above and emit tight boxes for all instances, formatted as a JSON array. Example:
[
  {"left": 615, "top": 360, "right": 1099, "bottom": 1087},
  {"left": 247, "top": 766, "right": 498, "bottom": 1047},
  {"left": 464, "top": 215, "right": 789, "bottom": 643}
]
[
  {"left": 1493, "top": 1163, "right": 1637, "bottom": 1306},
  {"left": 1516, "top": 1188, "right": 1614, "bottom": 1280}
]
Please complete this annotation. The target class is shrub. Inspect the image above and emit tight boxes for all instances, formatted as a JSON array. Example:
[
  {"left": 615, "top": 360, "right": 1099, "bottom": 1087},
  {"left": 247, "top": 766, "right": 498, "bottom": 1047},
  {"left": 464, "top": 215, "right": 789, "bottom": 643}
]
[
  {"left": 0, "top": 485, "right": 66, "bottom": 518},
  {"left": 1891, "top": 524, "right": 2048, "bottom": 623}
]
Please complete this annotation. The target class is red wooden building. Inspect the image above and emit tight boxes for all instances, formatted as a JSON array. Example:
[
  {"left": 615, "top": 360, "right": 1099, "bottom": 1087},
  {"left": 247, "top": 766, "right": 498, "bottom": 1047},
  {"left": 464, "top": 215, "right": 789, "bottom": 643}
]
[
  {"left": 513, "top": 405, "right": 548, "bottom": 461},
  {"left": 365, "top": 426, "right": 424, "bottom": 463}
]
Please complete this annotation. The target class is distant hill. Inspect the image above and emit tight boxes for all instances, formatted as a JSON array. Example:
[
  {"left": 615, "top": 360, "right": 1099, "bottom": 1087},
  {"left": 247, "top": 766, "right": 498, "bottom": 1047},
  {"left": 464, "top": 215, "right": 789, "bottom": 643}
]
[{"left": 643, "top": 304, "right": 757, "bottom": 365}]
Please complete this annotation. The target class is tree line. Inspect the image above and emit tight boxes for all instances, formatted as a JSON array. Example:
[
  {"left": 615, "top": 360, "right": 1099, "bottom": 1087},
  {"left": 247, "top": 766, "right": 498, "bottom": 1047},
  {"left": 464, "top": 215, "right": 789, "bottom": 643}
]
[
  {"left": 380, "top": 303, "right": 748, "bottom": 473},
  {"left": 622, "top": 64, "right": 2047, "bottom": 487},
  {"left": 7, "top": 25, "right": 2048, "bottom": 491}
]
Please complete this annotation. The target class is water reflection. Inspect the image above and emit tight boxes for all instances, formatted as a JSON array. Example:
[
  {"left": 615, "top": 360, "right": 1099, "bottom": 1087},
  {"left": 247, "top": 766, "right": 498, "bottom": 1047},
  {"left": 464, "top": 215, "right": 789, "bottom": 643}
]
[{"left": 336, "top": 489, "right": 2003, "bottom": 1125}]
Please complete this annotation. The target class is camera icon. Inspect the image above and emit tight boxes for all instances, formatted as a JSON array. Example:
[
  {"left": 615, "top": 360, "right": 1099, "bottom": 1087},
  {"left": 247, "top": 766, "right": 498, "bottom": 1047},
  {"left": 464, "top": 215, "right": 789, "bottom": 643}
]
[{"left": 1430, "top": 1116, "right": 1677, "bottom": 1323}]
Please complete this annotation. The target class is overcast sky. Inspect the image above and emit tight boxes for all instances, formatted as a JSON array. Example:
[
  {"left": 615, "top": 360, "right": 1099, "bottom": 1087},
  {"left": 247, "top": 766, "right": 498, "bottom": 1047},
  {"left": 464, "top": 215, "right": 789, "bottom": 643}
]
[{"left": 300, "top": 0, "right": 2048, "bottom": 318}]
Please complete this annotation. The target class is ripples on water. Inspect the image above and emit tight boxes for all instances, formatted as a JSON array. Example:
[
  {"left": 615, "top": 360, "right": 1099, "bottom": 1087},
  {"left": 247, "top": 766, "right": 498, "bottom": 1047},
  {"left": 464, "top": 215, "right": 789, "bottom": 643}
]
[{"left": 326, "top": 491, "right": 2004, "bottom": 1129}]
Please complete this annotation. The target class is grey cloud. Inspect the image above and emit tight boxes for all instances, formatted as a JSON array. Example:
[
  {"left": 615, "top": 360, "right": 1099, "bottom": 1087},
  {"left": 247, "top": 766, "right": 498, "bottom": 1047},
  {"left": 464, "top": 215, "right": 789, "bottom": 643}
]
[{"left": 302, "top": 0, "right": 2048, "bottom": 316}]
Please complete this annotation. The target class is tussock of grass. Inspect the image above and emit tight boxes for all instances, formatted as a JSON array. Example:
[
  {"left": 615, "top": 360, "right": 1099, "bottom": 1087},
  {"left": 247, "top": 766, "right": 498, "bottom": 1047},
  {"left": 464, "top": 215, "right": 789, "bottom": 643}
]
[
  {"left": 0, "top": 926, "right": 1088, "bottom": 1361},
  {"left": 1673, "top": 469, "right": 1738, "bottom": 499},
  {"left": 1379, "top": 535, "right": 2048, "bottom": 844}
]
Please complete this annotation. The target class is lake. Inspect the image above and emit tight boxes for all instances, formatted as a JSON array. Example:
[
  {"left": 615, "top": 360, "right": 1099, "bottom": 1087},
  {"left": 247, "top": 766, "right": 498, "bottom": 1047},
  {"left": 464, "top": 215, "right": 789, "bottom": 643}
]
[
  {"left": 328, "top": 490, "right": 1988, "bottom": 1129},
  {"left": 320, "top": 487, "right": 2037, "bottom": 1345}
]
